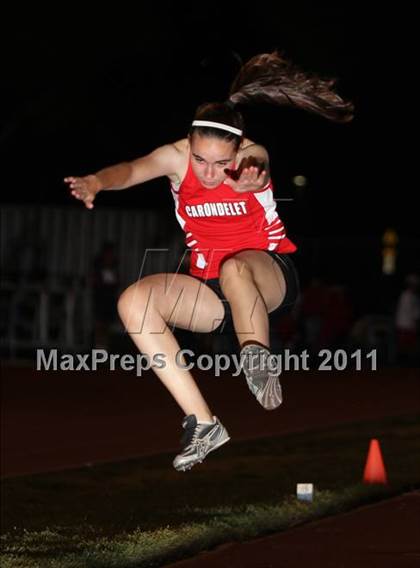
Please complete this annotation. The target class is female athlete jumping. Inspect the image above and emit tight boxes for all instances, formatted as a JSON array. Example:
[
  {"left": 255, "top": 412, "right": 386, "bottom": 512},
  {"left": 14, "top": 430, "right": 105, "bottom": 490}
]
[{"left": 65, "top": 52, "right": 353, "bottom": 471}]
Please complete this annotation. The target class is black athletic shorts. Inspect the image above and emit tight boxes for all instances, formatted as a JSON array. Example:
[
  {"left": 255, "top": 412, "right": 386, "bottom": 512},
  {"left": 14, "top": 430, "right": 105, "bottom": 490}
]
[{"left": 194, "top": 251, "right": 300, "bottom": 334}]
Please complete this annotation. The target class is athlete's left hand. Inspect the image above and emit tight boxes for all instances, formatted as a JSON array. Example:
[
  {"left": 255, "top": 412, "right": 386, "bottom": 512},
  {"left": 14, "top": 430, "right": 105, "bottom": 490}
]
[{"left": 224, "top": 157, "right": 267, "bottom": 193}]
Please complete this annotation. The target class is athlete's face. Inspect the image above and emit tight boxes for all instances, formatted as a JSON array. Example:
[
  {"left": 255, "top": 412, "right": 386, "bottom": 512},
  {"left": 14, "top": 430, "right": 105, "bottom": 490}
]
[{"left": 190, "top": 134, "right": 237, "bottom": 188}]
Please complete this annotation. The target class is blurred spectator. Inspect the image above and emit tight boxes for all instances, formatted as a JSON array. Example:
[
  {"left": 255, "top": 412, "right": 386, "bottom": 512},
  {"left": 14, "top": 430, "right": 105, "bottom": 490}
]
[
  {"left": 92, "top": 242, "right": 120, "bottom": 349},
  {"left": 299, "top": 278, "right": 353, "bottom": 352},
  {"left": 395, "top": 273, "right": 420, "bottom": 364}
]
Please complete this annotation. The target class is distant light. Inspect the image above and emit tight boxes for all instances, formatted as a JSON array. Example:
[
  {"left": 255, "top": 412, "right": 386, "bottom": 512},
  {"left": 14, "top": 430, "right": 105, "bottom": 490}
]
[
  {"left": 292, "top": 175, "right": 307, "bottom": 188},
  {"left": 382, "top": 228, "right": 398, "bottom": 247},
  {"left": 382, "top": 228, "right": 398, "bottom": 275}
]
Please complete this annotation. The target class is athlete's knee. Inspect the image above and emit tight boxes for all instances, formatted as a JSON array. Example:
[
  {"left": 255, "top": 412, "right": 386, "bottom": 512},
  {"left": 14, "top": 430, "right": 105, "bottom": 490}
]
[
  {"left": 219, "top": 256, "right": 253, "bottom": 288},
  {"left": 117, "top": 278, "right": 154, "bottom": 322}
]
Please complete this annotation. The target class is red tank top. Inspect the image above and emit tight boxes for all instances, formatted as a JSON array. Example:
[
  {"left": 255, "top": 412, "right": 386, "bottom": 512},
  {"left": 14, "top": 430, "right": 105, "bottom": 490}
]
[{"left": 170, "top": 160, "right": 297, "bottom": 279}]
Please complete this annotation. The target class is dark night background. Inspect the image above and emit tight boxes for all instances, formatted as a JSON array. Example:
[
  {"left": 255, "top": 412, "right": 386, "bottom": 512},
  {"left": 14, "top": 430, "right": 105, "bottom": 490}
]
[{"left": 2, "top": 6, "right": 411, "bottom": 233}]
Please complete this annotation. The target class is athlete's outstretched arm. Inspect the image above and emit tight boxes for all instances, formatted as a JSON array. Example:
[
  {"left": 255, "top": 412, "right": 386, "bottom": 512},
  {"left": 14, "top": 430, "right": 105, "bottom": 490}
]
[{"left": 64, "top": 143, "right": 182, "bottom": 209}]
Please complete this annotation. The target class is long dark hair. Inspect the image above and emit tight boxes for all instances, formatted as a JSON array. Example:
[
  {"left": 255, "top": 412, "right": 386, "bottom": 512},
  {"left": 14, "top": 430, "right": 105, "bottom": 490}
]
[{"left": 190, "top": 50, "right": 354, "bottom": 144}]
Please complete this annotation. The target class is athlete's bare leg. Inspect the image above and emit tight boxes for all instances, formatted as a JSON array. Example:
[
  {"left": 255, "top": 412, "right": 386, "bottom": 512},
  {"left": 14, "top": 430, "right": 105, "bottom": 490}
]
[
  {"left": 219, "top": 250, "right": 286, "bottom": 348},
  {"left": 117, "top": 273, "right": 225, "bottom": 422}
]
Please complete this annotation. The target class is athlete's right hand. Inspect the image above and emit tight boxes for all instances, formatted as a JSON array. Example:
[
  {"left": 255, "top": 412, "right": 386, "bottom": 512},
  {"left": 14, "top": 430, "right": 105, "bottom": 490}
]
[{"left": 64, "top": 175, "right": 101, "bottom": 209}]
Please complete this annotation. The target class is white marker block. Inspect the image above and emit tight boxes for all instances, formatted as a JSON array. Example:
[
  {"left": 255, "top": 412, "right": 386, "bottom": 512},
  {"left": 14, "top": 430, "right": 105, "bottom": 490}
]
[{"left": 297, "top": 483, "right": 314, "bottom": 502}]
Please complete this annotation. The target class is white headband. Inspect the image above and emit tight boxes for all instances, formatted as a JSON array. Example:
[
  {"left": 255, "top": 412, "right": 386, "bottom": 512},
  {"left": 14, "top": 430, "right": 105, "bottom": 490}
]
[{"left": 192, "top": 120, "right": 243, "bottom": 137}]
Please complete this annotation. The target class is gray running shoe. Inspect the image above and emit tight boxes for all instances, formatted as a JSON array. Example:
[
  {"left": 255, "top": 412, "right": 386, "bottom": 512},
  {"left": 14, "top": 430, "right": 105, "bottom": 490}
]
[
  {"left": 240, "top": 344, "right": 282, "bottom": 410},
  {"left": 173, "top": 414, "right": 230, "bottom": 472}
]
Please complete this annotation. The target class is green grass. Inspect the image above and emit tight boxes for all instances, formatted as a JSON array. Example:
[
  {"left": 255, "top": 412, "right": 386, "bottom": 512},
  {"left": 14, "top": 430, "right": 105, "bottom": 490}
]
[{"left": 1, "top": 413, "right": 419, "bottom": 567}]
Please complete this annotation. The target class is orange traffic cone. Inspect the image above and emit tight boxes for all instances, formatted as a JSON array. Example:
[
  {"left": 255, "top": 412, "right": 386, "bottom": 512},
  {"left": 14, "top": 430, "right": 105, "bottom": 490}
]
[{"left": 363, "top": 439, "right": 388, "bottom": 484}]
